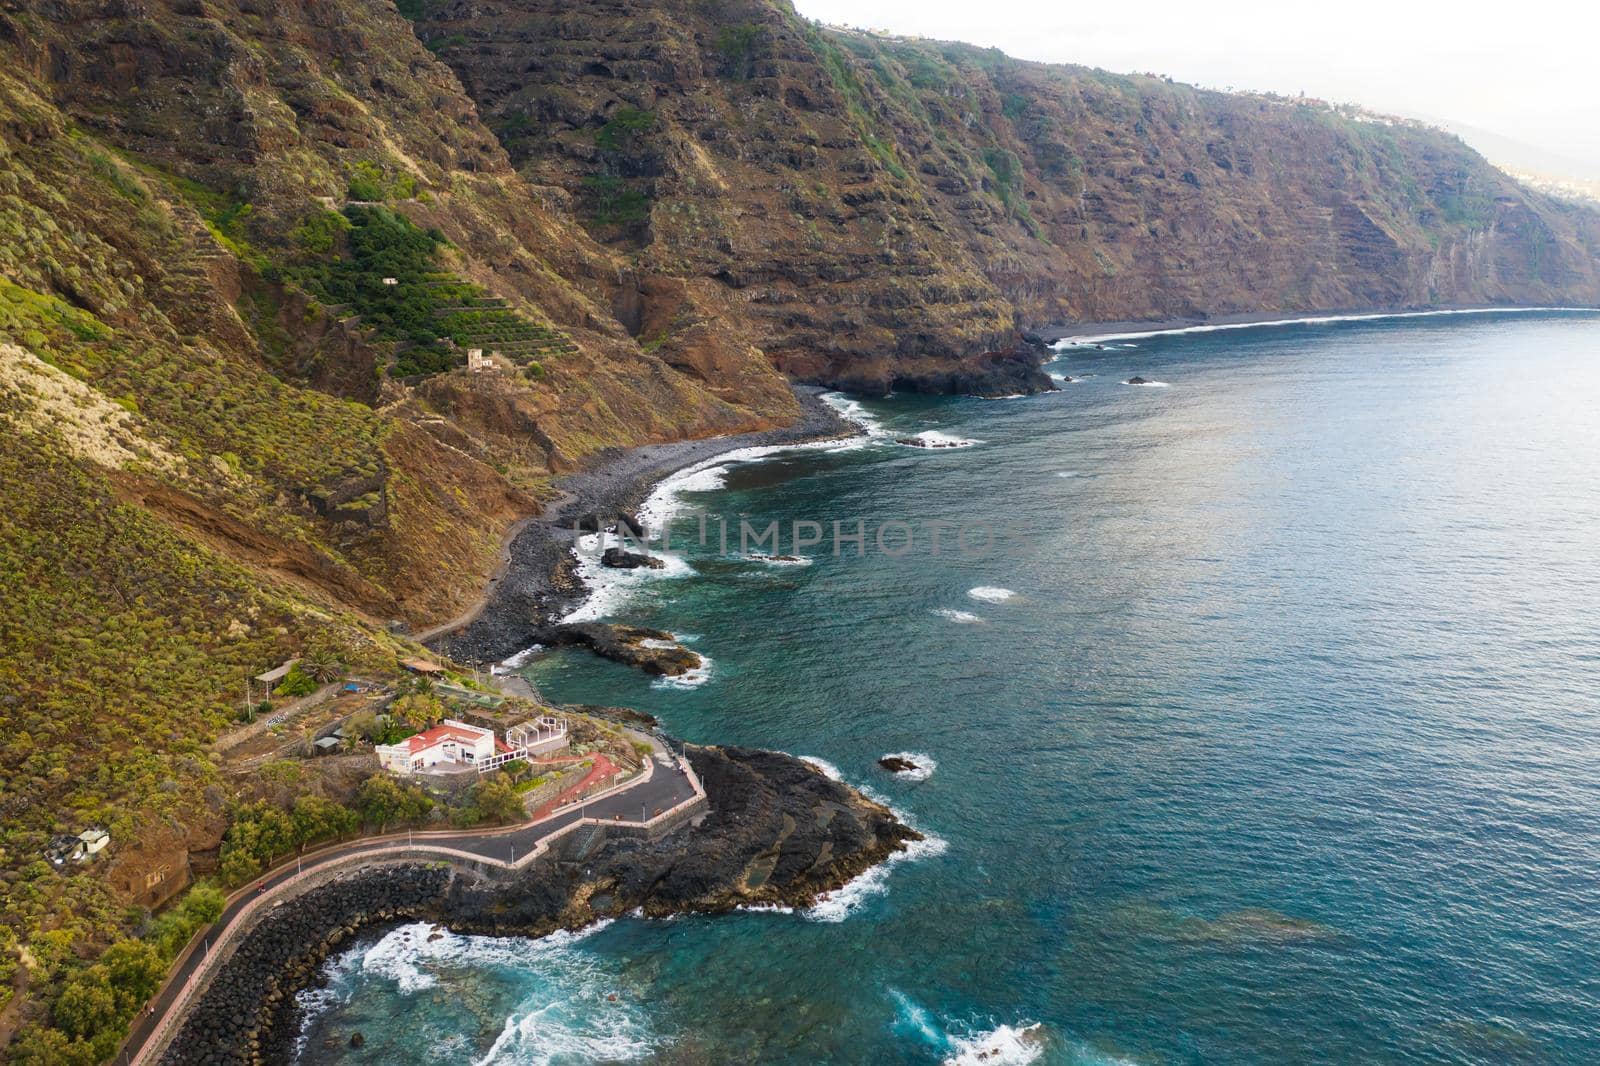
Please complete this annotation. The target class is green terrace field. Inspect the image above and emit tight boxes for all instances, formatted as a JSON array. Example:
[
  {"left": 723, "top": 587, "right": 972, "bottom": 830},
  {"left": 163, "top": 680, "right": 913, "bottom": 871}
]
[{"left": 287, "top": 205, "right": 577, "bottom": 379}]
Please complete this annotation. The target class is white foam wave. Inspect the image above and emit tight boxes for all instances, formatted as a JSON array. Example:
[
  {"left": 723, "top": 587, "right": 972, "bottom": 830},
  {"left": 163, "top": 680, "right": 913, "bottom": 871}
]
[
  {"left": 881, "top": 751, "right": 937, "bottom": 782},
  {"left": 1050, "top": 306, "right": 1598, "bottom": 347},
  {"left": 819, "top": 392, "right": 891, "bottom": 445},
  {"left": 1123, "top": 379, "right": 1170, "bottom": 388},
  {"left": 736, "top": 901, "right": 796, "bottom": 915},
  {"left": 891, "top": 991, "right": 1054, "bottom": 1065},
  {"left": 933, "top": 608, "right": 982, "bottom": 624},
  {"left": 560, "top": 534, "right": 692, "bottom": 623},
  {"left": 967, "top": 586, "right": 1016, "bottom": 603},
  {"left": 560, "top": 393, "right": 879, "bottom": 620},
  {"left": 799, "top": 755, "right": 843, "bottom": 781},
  {"left": 501, "top": 644, "right": 544, "bottom": 669},
  {"left": 898, "top": 429, "right": 982, "bottom": 449},
  {"left": 747, "top": 552, "right": 814, "bottom": 566},
  {"left": 806, "top": 830, "right": 949, "bottom": 922},
  {"left": 944, "top": 1023, "right": 1046, "bottom": 1065},
  {"left": 314, "top": 921, "right": 656, "bottom": 1066},
  {"left": 357, "top": 923, "right": 440, "bottom": 992},
  {"left": 1048, "top": 373, "right": 1074, "bottom": 384},
  {"left": 796, "top": 755, "right": 948, "bottom": 921},
  {"left": 651, "top": 653, "right": 712, "bottom": 690}
]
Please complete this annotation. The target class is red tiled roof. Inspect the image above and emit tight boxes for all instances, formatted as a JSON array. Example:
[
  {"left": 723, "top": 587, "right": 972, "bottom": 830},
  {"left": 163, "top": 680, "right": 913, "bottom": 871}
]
[{"left": 405, "top": 722, "right": 489, "bottom": 754}]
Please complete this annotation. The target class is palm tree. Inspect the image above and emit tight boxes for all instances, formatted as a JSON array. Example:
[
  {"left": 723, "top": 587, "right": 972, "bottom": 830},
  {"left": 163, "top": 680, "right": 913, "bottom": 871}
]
[{"left": 300, "top": 647, "right": 344, "bottom": 685}]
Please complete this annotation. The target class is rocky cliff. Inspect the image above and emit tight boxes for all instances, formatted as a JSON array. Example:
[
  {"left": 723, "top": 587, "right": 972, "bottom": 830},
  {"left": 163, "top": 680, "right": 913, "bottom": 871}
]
[
  {"left": 418, "top": 0, "right": 1600, "bottom": 352},
  {"left": 159, "top": 746, "right": 917, "bottom": 1064},
  {"left": 2, "top": 0, "right": 1599, "bottom": 1055}
]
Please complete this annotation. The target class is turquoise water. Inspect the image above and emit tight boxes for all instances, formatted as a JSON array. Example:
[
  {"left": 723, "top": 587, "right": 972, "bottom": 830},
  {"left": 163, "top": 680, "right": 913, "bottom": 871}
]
[{"left": 298, "top": 311, "right": 1600, "bottom": 1064}]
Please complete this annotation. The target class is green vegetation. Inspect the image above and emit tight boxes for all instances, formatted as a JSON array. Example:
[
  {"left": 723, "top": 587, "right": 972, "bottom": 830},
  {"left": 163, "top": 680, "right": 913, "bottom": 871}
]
[
  {"left": 595, "top": 107, "right": 657, "bottom": 152},
  {"left": 218, "top": 796, "right": 360, "bottom": 884},
  {"left": 713, "top": 23, "right": 760, "bottom": 79},
  {"left": 289, "top": 209, "right": 351, "bottom": 254},
  {"left": 346, "top": 160, "right": 417, "bottom": 203},
  {"left": 425, "top": 32, "right": 468, "bottom": 54},
  {"left": 982, "top": 147, "right": 1023, "bottom": 210},
  {"left": 354, "top": 774, "right": 435, "bottom": 832},
  {"left": 583, "top": 175, "right": 652, "bottom": 227},
  {"left": 287, "top": 204, "right": 563, "bottom": 378},
  {"left": 457, "top": 777, "right": 526, "bottom": 826},
  {"left": 864, "top": 134, "right": 908, "bottom": 180},
  {"left": 272, "top": 664, "right": 319, "bottom": 698},
  {"left": 804, "top": 26, "right": 912, "bottom": 183}
]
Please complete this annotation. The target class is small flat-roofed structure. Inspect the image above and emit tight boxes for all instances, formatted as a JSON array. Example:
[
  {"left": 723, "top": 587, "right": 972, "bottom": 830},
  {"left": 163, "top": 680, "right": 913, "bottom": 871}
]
[
  {"left": 313, "top": 736, "right": 342, "bottom": 755},
  {"left": 78, "top": 828, "right": 110, "bottom": 857},
  {"left": 400, "top": 658, "right": 445, "bottom": 676},
  {"left": 255, "top": 659, "right": 299, "bottom": 686}
]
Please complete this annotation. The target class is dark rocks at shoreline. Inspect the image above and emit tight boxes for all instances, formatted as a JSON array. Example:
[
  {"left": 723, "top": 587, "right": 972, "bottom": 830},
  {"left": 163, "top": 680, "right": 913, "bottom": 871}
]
[
  {"left": 432, "top": 386, "right": 853, "bottom": 665},
  {"left": 164, "top": 746, "right": 918, "bottom": 1064},
  {"left": 533, "top": 622, "right": 701, "bottom": 677},
  {"left": 160, "top": 864, "right": 451, "bottom": 1065},
  {"left": 1126, "top": 375, "right": 1151, "bottom": 385},
  {"left": 560, "top": 703, "right": 660, "bottom": 730},
  {"left": 449, "top": 746, "right": 922, "bottom": 927},
  {"left": 895, "top": 436, "right": 966, "bottom": 450},
  {"left": 878, "top": 755, "right": 919, "bottom": 773},
  {"left": 835, "top": 347, "right": 1054, "bottom": 398},
  {"left": 574, "top": 511, "right": 645, "bottom": 537},
  {"left": 601, "top": 546, "right": 665, "bottom": 570}
]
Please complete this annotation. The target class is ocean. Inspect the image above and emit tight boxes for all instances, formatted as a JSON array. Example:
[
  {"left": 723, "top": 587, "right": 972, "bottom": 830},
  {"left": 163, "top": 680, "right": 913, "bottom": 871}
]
[{"left": 294, "top": 310, "right": 1600, "bottom": 1064}]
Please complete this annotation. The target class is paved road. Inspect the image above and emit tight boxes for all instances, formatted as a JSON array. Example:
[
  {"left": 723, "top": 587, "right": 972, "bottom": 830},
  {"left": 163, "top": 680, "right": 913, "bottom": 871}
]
[{"left": 119, "top": 749, "right": 697, "bottom": 1065}]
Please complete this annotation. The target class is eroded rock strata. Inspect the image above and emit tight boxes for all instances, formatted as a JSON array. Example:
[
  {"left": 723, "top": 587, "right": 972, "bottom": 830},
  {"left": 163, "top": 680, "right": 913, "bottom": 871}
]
[{"left": 160, "top": 747, "right": 917, "bottom": 1064}]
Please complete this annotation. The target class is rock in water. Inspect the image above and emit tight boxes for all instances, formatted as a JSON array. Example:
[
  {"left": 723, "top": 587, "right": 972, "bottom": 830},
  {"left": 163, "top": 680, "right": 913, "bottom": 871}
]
[
  {"left": 878, "top": 755, "right": 918, "bottom": 773},
  {"left": 1126, "top": 375, "right": 1150, "bottom": 384},
  {"left": 533, "top": 622, "right": 701, "bottom": 676},
  {"left": 349, "top": 1032, "right": 365, "bottom": 1048},
  {"left": 601, "top": 547, "right": 665, "bottom": 570}
]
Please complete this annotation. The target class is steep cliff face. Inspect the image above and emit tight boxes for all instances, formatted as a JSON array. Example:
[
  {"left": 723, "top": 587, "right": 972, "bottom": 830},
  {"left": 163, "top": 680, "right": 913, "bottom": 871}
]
[
  {"left": 2, "top": 0, "right": 1600, "bottom": 1053},
  {"left": 413, "top": 0, "right": 1037, "bottom": 393},
  {"left": 417, "top": 0, "right": 1600, "bottom": 343}
]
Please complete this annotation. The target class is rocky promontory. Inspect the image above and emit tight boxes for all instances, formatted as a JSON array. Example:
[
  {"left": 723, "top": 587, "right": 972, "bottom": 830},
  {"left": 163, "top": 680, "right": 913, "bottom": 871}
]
[
  {"left": 531, "top": 622, "right": 702, "bottom": 677},
  {"left": 159, "top": 746, "right": 919, "bottom": 1064}
]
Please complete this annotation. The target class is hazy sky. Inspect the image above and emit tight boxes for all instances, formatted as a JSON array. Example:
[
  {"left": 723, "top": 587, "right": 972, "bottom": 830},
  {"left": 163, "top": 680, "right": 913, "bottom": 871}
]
[{"left": 792, "top": 0, "right": 1600, "bottom": 178}]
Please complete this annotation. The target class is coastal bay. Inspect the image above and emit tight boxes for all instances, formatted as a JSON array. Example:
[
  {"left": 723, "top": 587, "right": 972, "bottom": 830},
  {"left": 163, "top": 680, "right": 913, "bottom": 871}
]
[{"left": 303, "top": 310, "right": 1600, "bottom": 1064}]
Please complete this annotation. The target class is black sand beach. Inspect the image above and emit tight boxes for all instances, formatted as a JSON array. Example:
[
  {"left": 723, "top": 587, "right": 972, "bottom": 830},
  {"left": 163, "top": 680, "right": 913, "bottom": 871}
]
[{"left": 428, "top": 386, "right": 854, "bottom": 664}]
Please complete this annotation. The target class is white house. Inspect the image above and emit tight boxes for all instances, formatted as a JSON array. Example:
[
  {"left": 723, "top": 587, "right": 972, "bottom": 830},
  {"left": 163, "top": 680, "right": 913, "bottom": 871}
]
[
  {"left": 78, "top": 828, "right": 110, "bottom": 857},
  {"left": 375, "top": 719, "right": 495, "bottom": 773}
]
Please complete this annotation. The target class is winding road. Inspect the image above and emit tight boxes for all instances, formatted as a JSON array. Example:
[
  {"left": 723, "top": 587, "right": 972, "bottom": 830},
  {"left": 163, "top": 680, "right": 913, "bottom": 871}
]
[{"left": 118, "top": 742, "right": 701, "bottom": 1065}]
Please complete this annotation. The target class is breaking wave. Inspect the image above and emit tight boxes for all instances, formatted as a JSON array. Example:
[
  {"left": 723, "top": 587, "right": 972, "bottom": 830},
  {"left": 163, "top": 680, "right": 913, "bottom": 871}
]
[
  {"left": 897, "top": 429, "right": 983, "bottom": 449},
  {"left": 889, "top": 991, "right": 1048, "bottom": 1065},
  {"left": 934, "top": 608, "right": 982, "bottom": 624},
  {"left": 880, "top": 752, "right": 937, "bottom": 782},
  {"left": 297, "top": 921, "right": 658, "bottom": 1066},
  {"left": 943, "top": 1023, "right": 1047, "bottom": 1065},
  {"left": 651, "top": 653, "right": 713, "bottom": 690},
  {"left": 560, "top": 534, "right": 692, "bottom": 624},
  {"left": 967, "top": 586, "right": 1016, "bottom": 603},
  {"left": 1050, "top": 306, "right": 1597, "bottom": 347},
  {"left": 795, "top": 756, "right": 948, "bottom": 922}
]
